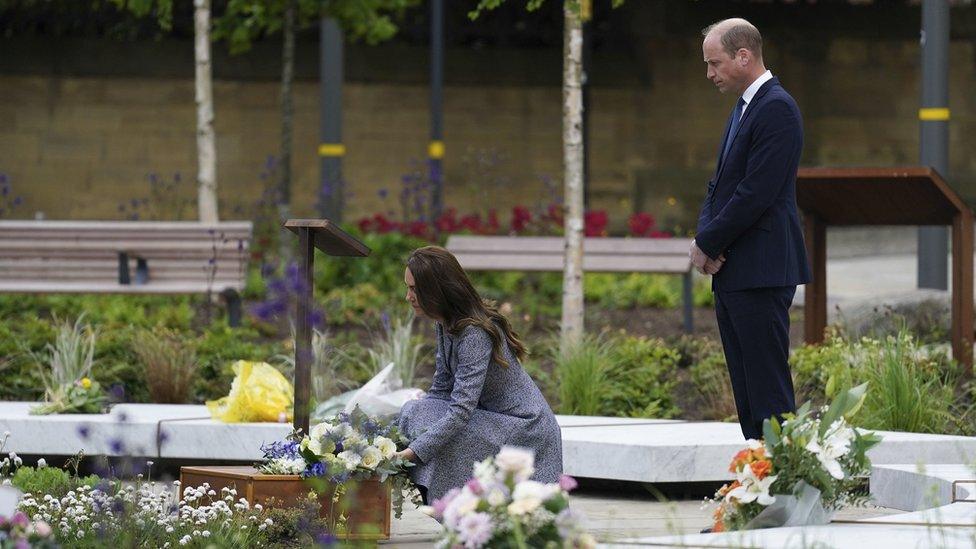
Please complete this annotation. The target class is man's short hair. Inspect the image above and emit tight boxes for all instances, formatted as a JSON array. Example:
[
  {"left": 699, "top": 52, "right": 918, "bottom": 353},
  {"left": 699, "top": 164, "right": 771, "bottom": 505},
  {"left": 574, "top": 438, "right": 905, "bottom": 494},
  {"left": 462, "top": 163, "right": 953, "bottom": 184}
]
[{"left": 702, "top": 19, "right": 763, "bottom": 61}]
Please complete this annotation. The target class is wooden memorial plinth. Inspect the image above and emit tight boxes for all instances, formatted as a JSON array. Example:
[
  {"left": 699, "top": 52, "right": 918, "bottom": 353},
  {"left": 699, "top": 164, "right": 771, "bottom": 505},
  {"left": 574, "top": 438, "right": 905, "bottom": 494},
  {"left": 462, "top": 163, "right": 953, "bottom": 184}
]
[
  {"left": 797, "top": 167, "right": 974, "bottom": 369},
  {"left": 180, "top": 466, "right": 391, "bottom": 540},
  {"left": 284, "top": 219, "right": 370, "bottom": 434}
]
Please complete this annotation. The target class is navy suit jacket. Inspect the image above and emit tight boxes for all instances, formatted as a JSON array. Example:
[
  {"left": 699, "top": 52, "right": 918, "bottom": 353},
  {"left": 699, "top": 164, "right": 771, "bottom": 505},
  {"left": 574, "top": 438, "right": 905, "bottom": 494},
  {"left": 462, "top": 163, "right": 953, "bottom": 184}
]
[{"left": 695, "top": 77, "right": 812, "bottom": 292}]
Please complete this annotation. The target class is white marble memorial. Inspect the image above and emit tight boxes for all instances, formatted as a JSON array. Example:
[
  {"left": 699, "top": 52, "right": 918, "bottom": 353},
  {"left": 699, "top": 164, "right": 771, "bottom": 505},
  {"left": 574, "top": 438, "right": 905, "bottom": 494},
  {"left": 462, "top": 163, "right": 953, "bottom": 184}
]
[{"left": 2, "top": 404, "right": 975, "bottom": 485}]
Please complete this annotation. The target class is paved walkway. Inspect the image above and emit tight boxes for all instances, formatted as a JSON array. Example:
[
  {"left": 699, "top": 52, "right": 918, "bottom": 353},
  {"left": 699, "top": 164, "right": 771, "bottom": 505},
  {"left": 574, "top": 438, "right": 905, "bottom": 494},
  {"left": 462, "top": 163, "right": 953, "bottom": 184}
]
[{"left": 380, "top": 490, "right": 899, "bottom": 547}]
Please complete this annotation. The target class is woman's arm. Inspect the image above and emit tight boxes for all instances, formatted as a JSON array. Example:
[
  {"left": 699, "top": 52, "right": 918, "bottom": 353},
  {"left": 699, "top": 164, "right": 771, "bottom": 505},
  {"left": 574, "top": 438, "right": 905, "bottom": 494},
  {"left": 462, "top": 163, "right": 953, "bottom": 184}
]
[{"left": 408, "top": 327, "right": 492, "bottom": 463}]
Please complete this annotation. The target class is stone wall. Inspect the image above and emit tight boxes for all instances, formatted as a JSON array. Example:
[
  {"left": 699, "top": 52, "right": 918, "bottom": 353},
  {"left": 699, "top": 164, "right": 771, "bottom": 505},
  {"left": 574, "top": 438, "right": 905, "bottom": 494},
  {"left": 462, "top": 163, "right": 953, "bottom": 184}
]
[{"left": 1, "top": 28, "right": 975, "bottom": 231}]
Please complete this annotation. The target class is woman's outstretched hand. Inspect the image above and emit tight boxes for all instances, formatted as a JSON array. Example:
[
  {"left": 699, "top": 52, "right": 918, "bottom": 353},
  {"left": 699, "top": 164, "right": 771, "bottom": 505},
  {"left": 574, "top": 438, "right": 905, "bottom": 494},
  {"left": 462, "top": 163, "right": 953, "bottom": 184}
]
[{"left": 396, "top": 448, "right": 417, "bottom": 462}]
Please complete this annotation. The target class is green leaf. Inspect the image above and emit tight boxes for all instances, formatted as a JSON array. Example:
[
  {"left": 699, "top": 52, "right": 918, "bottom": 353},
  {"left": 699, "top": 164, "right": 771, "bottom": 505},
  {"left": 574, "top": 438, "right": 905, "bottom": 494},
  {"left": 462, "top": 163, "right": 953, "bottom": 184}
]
[
  {"left": 763, "top": 416, "right": 780, "bottom": 448},
  {"left": 819, "top": 383, "right": 868, "bottom": 437}
]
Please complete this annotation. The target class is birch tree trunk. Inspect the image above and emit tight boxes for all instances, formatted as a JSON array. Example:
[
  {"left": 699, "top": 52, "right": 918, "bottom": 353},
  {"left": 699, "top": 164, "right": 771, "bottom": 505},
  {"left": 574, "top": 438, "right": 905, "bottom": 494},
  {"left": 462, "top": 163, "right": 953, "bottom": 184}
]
[
  {"left": 560, "top": 2, "right": 585, "bottom": 354},
  {"left": 194, "top": 0, "right": 219, "bottom": 223},
  {"left": 278, "top": 0, "right": 296, "bottom": 262}
]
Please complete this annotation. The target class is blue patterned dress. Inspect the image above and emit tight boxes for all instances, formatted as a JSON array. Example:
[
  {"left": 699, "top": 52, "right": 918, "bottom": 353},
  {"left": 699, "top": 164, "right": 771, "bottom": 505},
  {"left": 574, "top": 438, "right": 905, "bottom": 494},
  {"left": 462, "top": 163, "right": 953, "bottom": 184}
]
[{"left": 397, "top": 322, "right": 563, "bottom": 501}]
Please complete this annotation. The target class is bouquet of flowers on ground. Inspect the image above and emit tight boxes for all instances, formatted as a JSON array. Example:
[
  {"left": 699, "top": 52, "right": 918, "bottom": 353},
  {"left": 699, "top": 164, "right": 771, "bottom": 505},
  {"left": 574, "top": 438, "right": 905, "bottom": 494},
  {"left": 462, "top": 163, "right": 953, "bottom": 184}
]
[
  {"left": 257, "top": 406, "right": 419, "bottom": 517},
  {"left": 708, "top": 383, "right": 882, "bottom": 532},
  {"left": 424, "top": 446, "right": 595, "bottom": 549}
]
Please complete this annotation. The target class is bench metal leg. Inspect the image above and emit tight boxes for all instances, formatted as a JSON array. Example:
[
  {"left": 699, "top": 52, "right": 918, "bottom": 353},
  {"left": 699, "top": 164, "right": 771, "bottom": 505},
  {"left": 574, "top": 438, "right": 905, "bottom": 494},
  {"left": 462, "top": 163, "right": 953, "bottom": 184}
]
[
  {"left": 682, "top": 271, "right": 694, "bottom": 333},
  {"left": 118, "top": 252, "right": 131, "bottom": 285},
  {"left": 223, "top": 289, "right": 242, "bottom": 327}
]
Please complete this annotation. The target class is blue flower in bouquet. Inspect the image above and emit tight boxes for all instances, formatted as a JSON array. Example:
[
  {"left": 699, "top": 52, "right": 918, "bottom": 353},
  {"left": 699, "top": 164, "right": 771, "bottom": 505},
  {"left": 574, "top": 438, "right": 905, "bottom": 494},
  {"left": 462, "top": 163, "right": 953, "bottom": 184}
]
[
  {"left": 258, "top": 440, "right": 306, "bottom": 475},
  {"left": 304, "top": 462, "right": 326, "bottom": 478}
]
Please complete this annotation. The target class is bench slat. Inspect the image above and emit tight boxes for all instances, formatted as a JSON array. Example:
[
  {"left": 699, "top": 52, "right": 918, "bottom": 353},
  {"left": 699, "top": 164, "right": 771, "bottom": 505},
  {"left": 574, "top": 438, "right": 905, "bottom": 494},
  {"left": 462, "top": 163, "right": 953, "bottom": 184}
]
[
  {"left": 447, "top": 235, "right": 693, "bottom": 255},
  {"left": 0, "top": 281, "right": 243, "bottom": 293},
  {"left": 447, "top": 236, "right": 693, "bottom": 274},
  {"left": 453, "top": 253, "right": 691, "bottom": 273}
]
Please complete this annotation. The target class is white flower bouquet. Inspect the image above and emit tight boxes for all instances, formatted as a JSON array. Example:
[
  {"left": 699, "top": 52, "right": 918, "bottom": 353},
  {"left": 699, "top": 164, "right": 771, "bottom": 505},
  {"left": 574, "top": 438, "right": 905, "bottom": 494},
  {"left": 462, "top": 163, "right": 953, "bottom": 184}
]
[
  {"left": 708, "top": 383, "right": 882, "bottom": 532},
  {"left": 425, "top": 446, "right": 594, "bottom": 549},
  {"left": 257, "top": 406, "right": 418, "bottom": 517}
]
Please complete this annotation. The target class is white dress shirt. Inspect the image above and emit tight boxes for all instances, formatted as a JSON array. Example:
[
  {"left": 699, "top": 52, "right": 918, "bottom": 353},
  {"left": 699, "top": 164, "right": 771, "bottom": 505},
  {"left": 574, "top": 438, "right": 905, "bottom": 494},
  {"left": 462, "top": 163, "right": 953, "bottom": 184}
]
[{"left": 739, "top": 70, "right": 773, "bottom": 119}]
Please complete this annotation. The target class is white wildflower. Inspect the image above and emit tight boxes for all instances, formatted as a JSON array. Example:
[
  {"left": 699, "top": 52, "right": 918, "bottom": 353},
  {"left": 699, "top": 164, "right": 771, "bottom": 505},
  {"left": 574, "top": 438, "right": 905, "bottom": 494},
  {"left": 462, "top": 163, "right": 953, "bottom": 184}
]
[{"left": 494, "top": 446, "right": 535, "bottom": 482}]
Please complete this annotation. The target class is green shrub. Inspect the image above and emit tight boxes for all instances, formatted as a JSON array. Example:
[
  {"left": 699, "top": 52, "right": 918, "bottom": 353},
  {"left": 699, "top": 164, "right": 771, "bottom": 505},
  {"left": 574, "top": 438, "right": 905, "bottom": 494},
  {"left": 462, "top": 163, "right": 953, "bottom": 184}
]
[
  {"left": 790, "top": 329, "right": 965, "bottom": 434},
  {"left": 242, "top": 265, "right": 268, "bottom": 300},
  {"left": 0, "top": 316, "right": 51, "bottom": 401},
  {"left": 585, "top": 273, "right": 680, "bottom": 309},
  {"left": 321, "top": 283, "right": 393, "bottom": 325},
  {"left": 93, "top": 327, "right": 149, "bottom": 403},
  {"left": 603, "top": 336, "right": 681, "bottom": 418},
  {"left": 693, "top": 275, "right": 715, "bottom": 307},
  {"left": 33, "top": 295, "right": 194, "bottom": 331},
  {"left": 314, "top": 229, "right": 429, "bottom": 295},
  {"left": 11, "top": 466, "right": 100, "bottom": 499}
]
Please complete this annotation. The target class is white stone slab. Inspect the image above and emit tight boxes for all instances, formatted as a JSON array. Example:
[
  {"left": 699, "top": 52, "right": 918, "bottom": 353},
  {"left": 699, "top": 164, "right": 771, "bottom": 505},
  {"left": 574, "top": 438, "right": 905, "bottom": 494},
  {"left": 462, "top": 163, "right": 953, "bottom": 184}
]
[
  {"left": 871, "top": 464, "right": 976, "bottom": 511},
  {"left": 560, "top": 421, "right": 976, "bottom": 483},
  {"left": 556, "top": 415, "right": 684, "bottom": 428},
  {"left": 3, "top": 404, "right": 975, "bottom": 486},
  {"left": 159, "top": 419, "right": 291, "bottom": 460}
]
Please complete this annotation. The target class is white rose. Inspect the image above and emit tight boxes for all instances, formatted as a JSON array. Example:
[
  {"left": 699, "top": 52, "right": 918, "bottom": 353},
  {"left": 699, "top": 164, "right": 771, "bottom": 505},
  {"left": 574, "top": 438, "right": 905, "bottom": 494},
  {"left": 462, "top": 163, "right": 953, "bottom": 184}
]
[
  {"left": 306, "top": 436, "right": 323, "bottom": 456},
  {"left": 494, "top": 446, "right": 535, "bottom": 482},
  {"left": 373, "top": 437, "right": 397, "bottom": 459},
  {"left": 337, "top": 451, "right": 362, "bottom": 469},
  {"left": 360, "top": 447, "right": 383, "bottom": 470},
  {"left": 309, "top": 422, "right": 334, "bottom": 439}
]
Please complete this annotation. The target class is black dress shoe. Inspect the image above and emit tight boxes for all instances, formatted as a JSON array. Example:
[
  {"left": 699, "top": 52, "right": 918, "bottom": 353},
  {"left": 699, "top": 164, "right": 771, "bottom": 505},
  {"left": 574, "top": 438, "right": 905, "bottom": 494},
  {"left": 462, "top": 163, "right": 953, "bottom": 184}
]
[{"left": 699, "top": 527, "right": 713, "bottom": 534}]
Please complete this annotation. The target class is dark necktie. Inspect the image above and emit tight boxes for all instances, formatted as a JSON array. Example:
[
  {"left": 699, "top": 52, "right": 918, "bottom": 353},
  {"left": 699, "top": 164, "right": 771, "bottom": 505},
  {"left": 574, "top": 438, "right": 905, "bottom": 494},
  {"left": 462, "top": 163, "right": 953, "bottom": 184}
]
[{"left": 720, "top": 97, "right": 746, "bottom": 163}]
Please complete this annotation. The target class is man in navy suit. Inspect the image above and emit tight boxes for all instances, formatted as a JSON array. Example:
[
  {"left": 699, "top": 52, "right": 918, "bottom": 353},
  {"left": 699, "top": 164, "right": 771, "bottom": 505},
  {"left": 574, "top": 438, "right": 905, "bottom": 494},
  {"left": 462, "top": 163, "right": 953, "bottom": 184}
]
[{"left": 691, "top": 18, "right": 812, "bottom": 440}]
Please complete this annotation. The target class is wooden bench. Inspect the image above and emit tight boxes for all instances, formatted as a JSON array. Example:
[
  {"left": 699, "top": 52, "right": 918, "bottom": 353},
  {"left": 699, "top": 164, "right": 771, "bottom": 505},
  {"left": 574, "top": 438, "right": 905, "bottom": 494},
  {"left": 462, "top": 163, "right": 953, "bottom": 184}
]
[
  {"left": 446, "top": 235, "right": 695, "bottom": 332},
  {"left": 0, "top": 220, "right": 252, "bottom": 326}
]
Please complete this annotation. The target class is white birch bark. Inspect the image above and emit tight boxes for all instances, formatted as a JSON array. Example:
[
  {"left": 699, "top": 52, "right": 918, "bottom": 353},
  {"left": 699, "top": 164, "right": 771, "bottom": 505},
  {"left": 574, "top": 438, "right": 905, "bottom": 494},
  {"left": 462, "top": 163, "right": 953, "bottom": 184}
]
[
  {"left": 560, "top": 2, "right": 585, "bottom": 354},
  {"left": 194, "top": 0, "right": 219, "bottom": 223}
]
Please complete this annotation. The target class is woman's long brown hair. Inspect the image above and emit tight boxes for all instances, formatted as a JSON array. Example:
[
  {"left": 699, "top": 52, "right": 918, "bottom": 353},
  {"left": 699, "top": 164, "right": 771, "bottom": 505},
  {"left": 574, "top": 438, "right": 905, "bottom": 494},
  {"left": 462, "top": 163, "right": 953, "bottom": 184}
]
[{"left": 406, "top": 246, "right": 527, "bottom": 368}]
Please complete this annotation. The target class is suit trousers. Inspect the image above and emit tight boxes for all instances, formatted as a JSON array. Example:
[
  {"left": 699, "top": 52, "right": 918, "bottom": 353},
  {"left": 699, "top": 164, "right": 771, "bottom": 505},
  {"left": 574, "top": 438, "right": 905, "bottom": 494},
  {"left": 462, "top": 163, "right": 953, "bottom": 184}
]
[{"left": 714, "top": 285, "right": 797, "bottom": 440}]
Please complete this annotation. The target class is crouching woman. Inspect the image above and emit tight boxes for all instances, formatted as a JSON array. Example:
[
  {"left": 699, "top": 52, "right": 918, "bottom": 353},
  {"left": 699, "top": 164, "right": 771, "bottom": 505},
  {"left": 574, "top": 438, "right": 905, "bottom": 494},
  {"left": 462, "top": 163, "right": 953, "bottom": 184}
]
[{"left": 396, "top": 246, "right": 563, "bottom": 503}]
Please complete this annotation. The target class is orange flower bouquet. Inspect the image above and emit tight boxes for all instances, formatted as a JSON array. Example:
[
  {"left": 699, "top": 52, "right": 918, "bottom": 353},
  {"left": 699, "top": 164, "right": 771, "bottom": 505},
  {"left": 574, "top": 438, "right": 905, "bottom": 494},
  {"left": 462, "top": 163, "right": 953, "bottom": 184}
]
[{"left": 708, "top": 384, "right": 881, "bottom": 532}]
